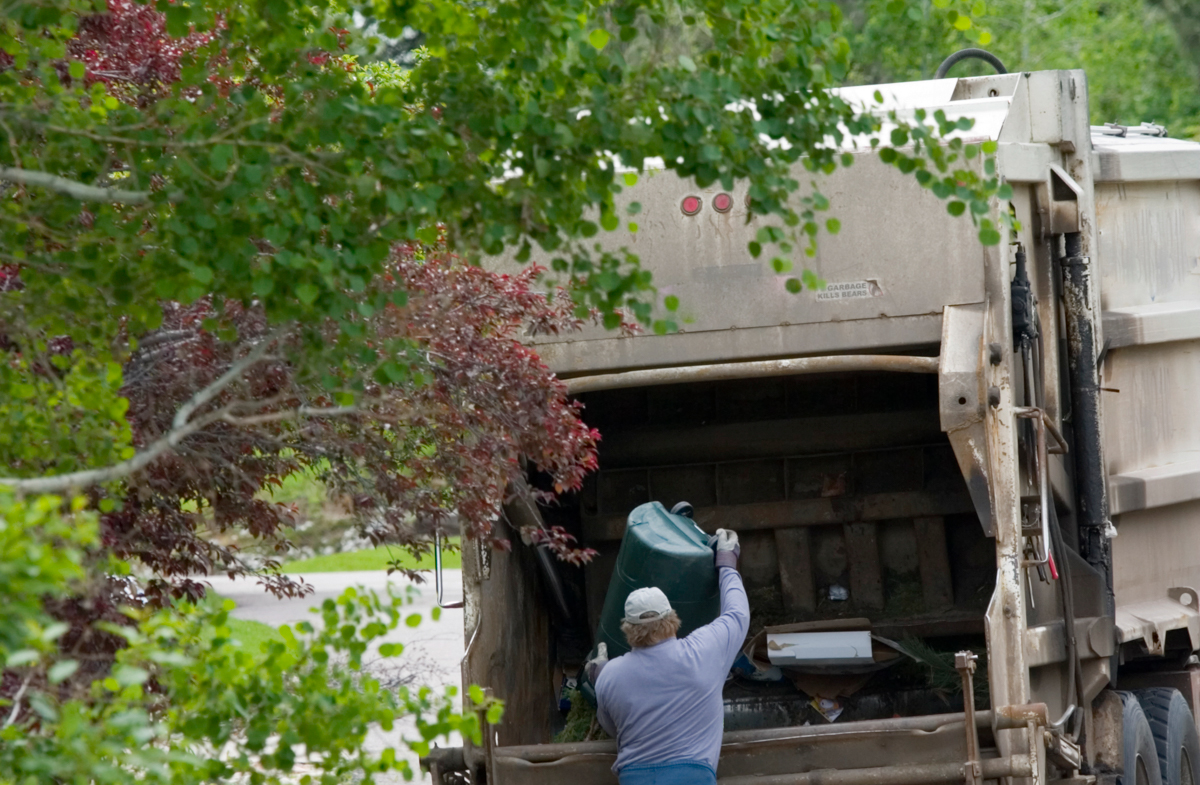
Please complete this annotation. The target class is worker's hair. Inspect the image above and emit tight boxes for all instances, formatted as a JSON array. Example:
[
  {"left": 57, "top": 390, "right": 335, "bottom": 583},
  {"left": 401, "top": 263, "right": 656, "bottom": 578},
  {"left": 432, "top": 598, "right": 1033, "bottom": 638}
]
[{"left": 621, "top": 610, "right": 682, "bottom": 648}]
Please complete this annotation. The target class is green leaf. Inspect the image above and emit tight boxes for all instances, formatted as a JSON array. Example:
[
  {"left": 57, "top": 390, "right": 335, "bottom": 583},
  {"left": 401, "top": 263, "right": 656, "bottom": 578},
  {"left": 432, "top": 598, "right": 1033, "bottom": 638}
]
[
  {"left": 295, "top": 283, "right": 319, "bottom": 305},
  {"left": 68, "top": 60, "right": 86, "bottom": 80},
  {"left": 588, "top": 29, "right": 610, "bottom": 50},
  {"left": 209, "top": 144, "right": 233, "bottom": 172},
  {"left": 785, "top": 278, "right": 802, "bottom": 294},
  {"left": 826, "top": 218, "right": 841, "bottom": 235},
  {"left": 405, "top": 613, "right": 421, "bottom": 628},
  {"left": 979, "top": 227, "right": 1002, "bottom": 245},
  {"left": 664, "top": 295, "right": 679, "bottom": 312},
  {"left": 113, "top": 664, "right": 149, "bottom": 687},
  {"left": 678, "top": 55, "right": 697, "bottom": 72},
  {"left": 5, "top": 649, "right": 39, "bottom": 667},
  {"left": 623, "top": 173, "right": 638, "bottom": 187},
  {"left": 600, "top": 212, "right": 619, "bottom": 231},
  {"left": 48, "top": 659, "right": 79, "bottom": 684},
  {"left": 946, "top": 201, "right": 967, "bottom": 216}
]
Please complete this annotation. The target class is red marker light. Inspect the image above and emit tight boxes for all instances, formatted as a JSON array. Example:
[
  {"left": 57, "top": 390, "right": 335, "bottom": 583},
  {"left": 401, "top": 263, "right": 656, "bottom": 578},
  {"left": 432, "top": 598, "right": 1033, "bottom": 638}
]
[
  {"left": 681, "top": 196, "right": 702, "bottom": 215},
  {"left": 713, "top": 193, "right": 733, "bottom": 213}
]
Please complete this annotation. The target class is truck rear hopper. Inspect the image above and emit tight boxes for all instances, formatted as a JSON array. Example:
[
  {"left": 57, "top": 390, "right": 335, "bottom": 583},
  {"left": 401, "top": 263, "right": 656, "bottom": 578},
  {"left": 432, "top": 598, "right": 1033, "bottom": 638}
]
[{"left": 436, "top": 69, "right": 1200, "bottom": 785}]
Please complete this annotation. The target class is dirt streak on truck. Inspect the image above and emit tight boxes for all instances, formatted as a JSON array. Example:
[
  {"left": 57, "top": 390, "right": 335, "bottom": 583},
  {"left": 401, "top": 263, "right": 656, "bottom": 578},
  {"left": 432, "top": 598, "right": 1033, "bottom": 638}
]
[{"left": 425, "top": 67, "right": 1200, "bottom": 785}]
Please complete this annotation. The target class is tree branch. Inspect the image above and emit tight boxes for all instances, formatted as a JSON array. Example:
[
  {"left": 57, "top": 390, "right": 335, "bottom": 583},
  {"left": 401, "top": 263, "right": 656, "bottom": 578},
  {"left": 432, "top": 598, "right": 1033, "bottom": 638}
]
[
  {"left": 3, "top": 673, "right": 33, "bottom": 728},
  {"left": 0, "top": 343, "right": 279, "bottom": 495},
  {"left": 0, "top": 166, "right": 152, "bottom": 203},
  {"left": 0, "top": 339, "right": 364, "bottom": 495},
  {"left": 0, "top": 405, "right": 234, "bottom": 494},
  {"left": 220, "top": 404, "right": 361, "bottom": 427},
  {"left": 172, "top": 340, "right": 275, "bottom": 430}
]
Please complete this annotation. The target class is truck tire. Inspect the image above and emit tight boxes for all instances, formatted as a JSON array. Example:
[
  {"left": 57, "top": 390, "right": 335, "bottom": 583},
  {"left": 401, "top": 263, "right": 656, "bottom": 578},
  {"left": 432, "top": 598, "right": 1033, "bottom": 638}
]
[
  {"left": 1121, "top": 691, "right": 1166, "bottom": 785},
  {"left": 1133, "top": 688, "right": 1200, "bottom": 785}
]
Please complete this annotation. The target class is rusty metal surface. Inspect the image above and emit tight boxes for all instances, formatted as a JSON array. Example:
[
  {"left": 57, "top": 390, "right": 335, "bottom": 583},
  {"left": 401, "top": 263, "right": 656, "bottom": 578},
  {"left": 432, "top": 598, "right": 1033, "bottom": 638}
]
[
  {"left": 914, "top": 517, "right": 955, "bottom": 609},
  {"left": 582, "top": 490, "right": 976, "bottom": 541},
  {"left": 592, "top": 408, "right": 943, "bottom": 469},
  {"left": 995, "top": 703, "right": 1052, "bottom": 726},
  {"left": 980, "top": 132, "right": 1030, "bottom": 776},
  {"left": 1025, "top": 616, "right": 1116, "bottom": 668},
  {"left": 1102, "top": 301, "right": 1200, "bottom": 349},
  {"left": 957, "top": 652, "right": 983, "bottom": 785},
  {"left": 492, "top": 733, "right": 1029, "bottom": 785},
  {"left": 939, "top": 303, "right": 994, "bottom": 535},
  {"left": 496, "top": 707, "right": 1050, "bottom": 765},
  {"left": 537, "top": 314, "right": 943, "bottom": 378},
  {"left": 1093, "top": 132, "right": 1200, "bottom": 649},
  {"left": 716, "top": 755, "right": 1033, "bottom": 785},
  {"left": 459, "top": 525, "right": 554, "bottom": 750},
  {"left": 513, "top": 154, "right": 984, "bottom": 378},
  {"left": 565, "top": 355, "right": 939, "bottom": 395}
]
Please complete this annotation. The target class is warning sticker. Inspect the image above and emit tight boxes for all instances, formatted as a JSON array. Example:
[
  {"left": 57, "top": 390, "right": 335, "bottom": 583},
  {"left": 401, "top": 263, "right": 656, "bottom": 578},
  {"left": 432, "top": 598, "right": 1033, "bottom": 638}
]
[{"left": 815, "top": 280, "right": 883, "bottom": 302}]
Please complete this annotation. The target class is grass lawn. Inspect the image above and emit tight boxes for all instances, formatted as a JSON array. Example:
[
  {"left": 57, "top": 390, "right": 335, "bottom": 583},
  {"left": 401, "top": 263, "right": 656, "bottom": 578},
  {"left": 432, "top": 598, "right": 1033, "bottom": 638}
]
[
  {"left": 228, "top": 617, "right": 283, "bottom": 650},
  {"left": 280, "top": 539, "right": 462, "bottom": 574}
]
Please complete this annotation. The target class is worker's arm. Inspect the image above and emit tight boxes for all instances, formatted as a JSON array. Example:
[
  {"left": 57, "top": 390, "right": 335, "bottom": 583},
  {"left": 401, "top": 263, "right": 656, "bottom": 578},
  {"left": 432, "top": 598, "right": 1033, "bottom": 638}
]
[
  {"left": 594, "top": 671, "right": 618, "bottom": 738},
  {"left": 713, "top": 529, "right": 750, "bottom": 662},
  {"left": 713, "top": 565, "right": 750, "bottom": 663},
  {"left": 686, "top": 530, "right": 750, "bottom": 671}
]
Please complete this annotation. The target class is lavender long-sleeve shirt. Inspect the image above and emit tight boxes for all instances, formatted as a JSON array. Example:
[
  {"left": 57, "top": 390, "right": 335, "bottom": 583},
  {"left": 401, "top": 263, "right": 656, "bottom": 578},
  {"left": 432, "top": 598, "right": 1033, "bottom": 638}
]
[{"left": 594, "top": 567, "right": 750, "bottom": 773}]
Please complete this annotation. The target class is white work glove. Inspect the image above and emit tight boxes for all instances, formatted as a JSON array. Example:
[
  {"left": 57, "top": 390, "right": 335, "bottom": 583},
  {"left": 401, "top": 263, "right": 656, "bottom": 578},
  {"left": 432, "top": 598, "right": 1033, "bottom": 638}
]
[
  {"left": 709, "top": 529, "right": 740, "bottom": 569},
  {"left": 585, "top": 642, "right": 609, "bottom": 683}
]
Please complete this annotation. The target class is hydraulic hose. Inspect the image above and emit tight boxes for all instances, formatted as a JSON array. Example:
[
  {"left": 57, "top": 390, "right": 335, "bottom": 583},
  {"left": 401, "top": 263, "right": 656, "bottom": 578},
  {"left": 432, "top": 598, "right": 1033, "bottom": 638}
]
[{"left": 934, "top": 48, "right": 1009, "bottom": 79}]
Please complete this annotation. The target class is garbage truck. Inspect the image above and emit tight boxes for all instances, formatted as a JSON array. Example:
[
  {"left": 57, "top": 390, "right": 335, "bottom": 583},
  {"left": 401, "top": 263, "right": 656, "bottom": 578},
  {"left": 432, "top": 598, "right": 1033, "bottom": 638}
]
[{"left": 424, "top": 62, "right": 1200, "bottom": 785}]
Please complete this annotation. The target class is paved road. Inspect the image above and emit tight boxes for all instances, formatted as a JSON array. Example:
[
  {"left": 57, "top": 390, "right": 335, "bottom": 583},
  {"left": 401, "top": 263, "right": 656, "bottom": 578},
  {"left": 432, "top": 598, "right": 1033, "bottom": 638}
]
[{"left": 206, "top": 569, "right": 466, "bottom": 783}]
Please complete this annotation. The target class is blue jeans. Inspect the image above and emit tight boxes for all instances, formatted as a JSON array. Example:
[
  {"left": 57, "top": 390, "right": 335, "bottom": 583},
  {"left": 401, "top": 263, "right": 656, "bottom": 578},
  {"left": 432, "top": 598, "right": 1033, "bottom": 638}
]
[{"left": 618, "top": 760, "right": 717, "bottom": 785}]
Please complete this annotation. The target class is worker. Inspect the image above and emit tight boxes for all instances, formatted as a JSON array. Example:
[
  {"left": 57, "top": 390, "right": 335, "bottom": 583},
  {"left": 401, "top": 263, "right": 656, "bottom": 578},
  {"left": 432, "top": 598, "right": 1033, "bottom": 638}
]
[{"left": 585, "top": 528, "right": 749, "bottom": 785}]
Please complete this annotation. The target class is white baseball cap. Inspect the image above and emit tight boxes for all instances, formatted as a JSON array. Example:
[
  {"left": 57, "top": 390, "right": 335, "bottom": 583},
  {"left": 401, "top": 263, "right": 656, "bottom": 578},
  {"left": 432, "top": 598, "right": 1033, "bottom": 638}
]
[{"left": 623, "top": 587, "right": 673, "bottom": 625}]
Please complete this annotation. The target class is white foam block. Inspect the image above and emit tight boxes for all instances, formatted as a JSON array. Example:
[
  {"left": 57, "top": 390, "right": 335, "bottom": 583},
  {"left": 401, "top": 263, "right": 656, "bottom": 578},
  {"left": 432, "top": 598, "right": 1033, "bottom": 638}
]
[{"left": 765, "top": 630, "right": 874, "bottom": 667}]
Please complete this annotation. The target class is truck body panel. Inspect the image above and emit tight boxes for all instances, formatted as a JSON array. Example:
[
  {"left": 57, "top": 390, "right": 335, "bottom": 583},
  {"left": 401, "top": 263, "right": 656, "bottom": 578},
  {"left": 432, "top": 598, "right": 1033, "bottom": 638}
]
[{"left": 446, "top": 68, "right": 1200, "bottom": 785}]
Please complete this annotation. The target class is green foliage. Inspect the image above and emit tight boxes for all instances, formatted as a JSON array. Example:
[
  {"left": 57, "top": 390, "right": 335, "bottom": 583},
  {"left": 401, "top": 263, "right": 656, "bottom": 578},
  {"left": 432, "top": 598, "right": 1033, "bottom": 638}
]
[
  {"left": 877, "top": 110, "right": 1015, "bottom": 245},
  {"left": 0, "top": 0, "right": 1020, "bottom": 482},
  {"left": 279, "top": 541, "right": 462, "bottom": 573},
  {"left": 1, "top": 496, "right": 499, "bottom": 783},
  {"left": 1, "top": 0, "right": 1007, "bottom": 355},
  {"left": 890, "top": 637, "right": 989, "bottom": 704},
  {"left": 224, "top": 617, "right": 284, "bottom": 650},
  {"left": 842, "top": 0, "right": 1200, "bottom": 136},
  {"left": 0, "top": 493, "right": 96, "bottom": 666},
  {"left": 0, "top": 353, "right": 132, "bottom": 479},
  {"left": 554, "top": 688, "right": 610, "bottom": 743}
]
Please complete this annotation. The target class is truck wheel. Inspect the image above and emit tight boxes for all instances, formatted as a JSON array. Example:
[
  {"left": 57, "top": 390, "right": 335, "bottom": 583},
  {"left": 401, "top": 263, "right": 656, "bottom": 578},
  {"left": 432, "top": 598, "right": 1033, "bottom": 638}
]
[
  {"left": 1121, "top": 691, "right": 1166, "bottom": 785},
  {"left": 1134, "top": 688, "right": 1200, "bottom": 785}
]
